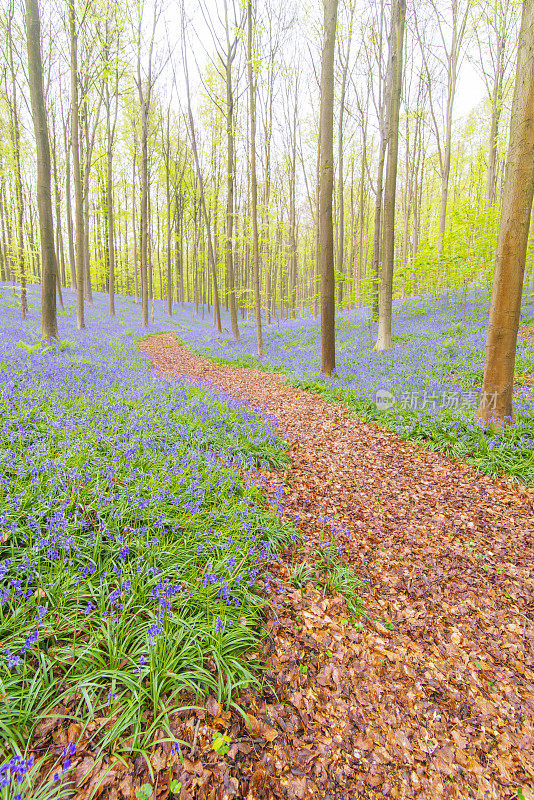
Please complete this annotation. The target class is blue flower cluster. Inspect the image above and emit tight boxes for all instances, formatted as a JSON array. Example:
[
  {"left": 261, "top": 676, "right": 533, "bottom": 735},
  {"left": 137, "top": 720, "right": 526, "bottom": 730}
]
[
  {"left": 176, "top": 287, "right": 534, "bottom": 480},
  {"left": 0, "top": 754, "right": 34, "bottom": 796},
  {"left": 0, "top": 283, "right": 291, "bottom": 760}
]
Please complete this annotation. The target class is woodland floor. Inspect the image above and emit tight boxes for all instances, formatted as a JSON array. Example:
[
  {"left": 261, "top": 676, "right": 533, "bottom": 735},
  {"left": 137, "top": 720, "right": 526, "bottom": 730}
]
[{"left": 138, "top": 333, "right": 534, "bottom": 800}]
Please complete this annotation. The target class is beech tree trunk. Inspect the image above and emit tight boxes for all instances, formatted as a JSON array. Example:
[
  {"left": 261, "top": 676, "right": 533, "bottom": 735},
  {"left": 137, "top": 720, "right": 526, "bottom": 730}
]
[
  {"left": 131, "top": 129, "right": 139, "bottom": 303},
  {"left": 477, "top": 0, "right": 534, "bottom": 429},
  {"left": 225, "top": 54, "right": 240, "bottom": 339},
  {"left": 336, "top": 1, "right": 355, "bottom": 307},
  {"left": 375, "top": 0, "right": 406, "bottom": 351},
  {"left": 371, "top": 135, "right": 386, "bottom": 320},
  {"left": 289, "top": 80, "right": 298, "bottom": 319},
  {"left": 319, "top": 0, "right": 338, "bottom": 375},
  {"left": 248, "top": 0, "right": 263, "bottom": 356},
  {"left": 486, "top": 89, "right": 502, "bottom": 207},
  {"left": 0, "top": 174, "right": 8, "bottom": 282},
  {"left": 104, "top": 23, "right": 119, "bottom": 316},
  {"left": 370, "top": 1, "right": 387, "bottom": 321},
  {"left": 164, "top": 110, "right": 172, "bottom": 316},
  {"left": 135, "top": 4, "right": 158, "bottom": 327},
  {"left": 63, "top": 119, "right": 77, "bottom": 290},
  {"left": 51, "top": 120, "right": 66, "bottom": 289},
  {"left": 482, "top": 0, "right": 512, "bottom": 208},
  {"left": 25, "top": 0, "right": 58, "bottom": 339},
  {"left": 139, "top": 98, "right": 149, "bottom": 325},
  {"left": 69, "top": 0, "right": 84, "bottom": 329},
  {"left": 182, "top": 5, "right": 222, "bottom": 332},
  {"left": 7, "top": 0, "right": 28, "bottom": 318}
]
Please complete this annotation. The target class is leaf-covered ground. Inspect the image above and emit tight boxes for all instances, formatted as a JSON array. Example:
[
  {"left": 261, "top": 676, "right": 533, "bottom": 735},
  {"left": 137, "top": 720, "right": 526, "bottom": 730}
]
[
  {"left": 175, "top": 290, "right": 534, "bottom": 485},
  {"left": 141, "top": 333, "right": 534, "bottom": 800}
]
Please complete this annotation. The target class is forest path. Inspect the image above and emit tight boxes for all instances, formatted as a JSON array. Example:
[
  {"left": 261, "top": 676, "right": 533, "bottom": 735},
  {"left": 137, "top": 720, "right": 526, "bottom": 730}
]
[{"left": 140, "top": 333, "right": 534, "bottom": 800}]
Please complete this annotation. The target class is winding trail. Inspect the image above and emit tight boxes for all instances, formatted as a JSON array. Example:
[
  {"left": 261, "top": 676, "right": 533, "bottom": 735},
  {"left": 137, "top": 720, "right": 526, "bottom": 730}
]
[{"left": 141, "top": 333, "right": 534, "bottom": 800}]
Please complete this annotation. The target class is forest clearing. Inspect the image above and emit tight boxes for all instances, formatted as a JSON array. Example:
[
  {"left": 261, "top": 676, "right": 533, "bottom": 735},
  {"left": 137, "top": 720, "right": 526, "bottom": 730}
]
[{"left": 2, "top": 0, "right": 534, "bottom": 796}]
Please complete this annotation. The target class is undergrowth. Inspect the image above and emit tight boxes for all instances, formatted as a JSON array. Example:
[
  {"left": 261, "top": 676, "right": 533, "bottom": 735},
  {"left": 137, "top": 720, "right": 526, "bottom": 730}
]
[
  {"left": 0, "top": 297, "right": 295, "bottom": 792},
  {"left": 171, "top": 328, "right": 534, "bottom": 486},
  {"left": 287, "top": 379, "right": 534, "bottom": 484}
]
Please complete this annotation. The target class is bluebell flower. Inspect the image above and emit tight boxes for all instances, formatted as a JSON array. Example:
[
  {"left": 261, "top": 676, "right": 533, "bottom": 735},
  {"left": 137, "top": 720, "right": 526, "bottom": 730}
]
[
  {"left": 4, "top": 650, "right": 22, "bottom": 669},
  {"left": 148, "top": 624, "right": 164, "bottom": 646}
]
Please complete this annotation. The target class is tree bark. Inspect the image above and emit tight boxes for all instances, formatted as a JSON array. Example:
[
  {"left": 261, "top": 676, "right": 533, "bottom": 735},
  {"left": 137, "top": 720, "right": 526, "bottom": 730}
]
[
  {"left": 0, "top": 176, "right": 13, "bottom": 283},
  {"left": 63, "top": 118, "right": 77, "bottom": 290},
  {"left": 289, "top": 79, "right": 298, "bottom": 319},
  {"left": 103, "top": 22, "right": 119, "bottom": 316},
  {"left": 68, "top": 0, "right": 84, "bottom": 329},
  {"left": 181, "top": 6, "right": 222, "bottom": 331},
  {"left": 7, "top": 1, "right": 28, "bottom": 318},
  {"left": 135, "top": 3, "right": 158, "bottom": 327},
  {"left": 477, "top": 0, "right": 534, "bottom": 429},
  {"left": 336, "top": 1, "right": 355, "bottom": 307},
  {"left": 131, "top": 128, "right": 139, "bottom": 304},
  {"left": 164, "top": 110, "right": 172, "bottom": 315},
  {"left": 369, "top": 1, "right": 387, "bottom": 321},
  {"left": 25, "top": 0, "right": 58, "bottom": 339},
  {"left": 375, "top": 0, "right": 405, "bottom": 351},
  {"left": 225, "top": 34, "right": 240, "bottom": 339},
  {"left": 0, "top": 174, "right": 8, "bottom": 283},
  {"left": 248, "top": 0, "right": 263, "bottom": 356},
  {"left": 51, "top": 120, "right": 66, "bottom": 288},
  {"left": 485, "top": 30, "right": 505, "bottom": 206},
  {"left": 319, "top": 0, "right": 338, "bottom": 375}
]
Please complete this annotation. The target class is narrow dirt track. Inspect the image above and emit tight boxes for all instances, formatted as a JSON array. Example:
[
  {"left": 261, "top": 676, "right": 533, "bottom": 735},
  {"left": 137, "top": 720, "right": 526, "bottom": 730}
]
[{"left": 140, "top": 333, "right": 534, "bottom": 800}]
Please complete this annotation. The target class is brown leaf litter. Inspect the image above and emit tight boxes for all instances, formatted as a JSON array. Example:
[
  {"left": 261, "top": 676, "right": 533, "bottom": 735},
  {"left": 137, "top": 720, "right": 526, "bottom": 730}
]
[{"left": 56, "top": 333, "right": 534, "bottom": 800}]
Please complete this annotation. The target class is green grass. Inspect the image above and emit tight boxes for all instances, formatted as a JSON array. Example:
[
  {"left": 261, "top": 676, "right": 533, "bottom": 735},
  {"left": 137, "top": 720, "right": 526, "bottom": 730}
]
[
  {"left": 172, "top": 338, "right": 534, "bottom": 486},
  {"left": 312, "top": 544, "right": 365, "bottom": 620},
  {"left": 0, "top": 340, "right": 296, "bottom": 784},
  {"left": 288, "top": 378, "right": 534, "bottom": 483},
  {"left": 171, "top": 336, "right": 292, "bottom": 376}
]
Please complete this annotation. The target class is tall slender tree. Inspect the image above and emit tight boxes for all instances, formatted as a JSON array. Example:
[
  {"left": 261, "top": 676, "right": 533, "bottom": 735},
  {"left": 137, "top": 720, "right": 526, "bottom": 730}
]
[
  {"left": 25, "top": 0, "right": 58, "bottom": 339},
  {"left": 417, "top": 0, "right": 471, "bottom": 252},
  {"left": 222, "top": 0, "right": 241, "bottom": 340},
  {"left": 375, "top": 0, "right": 406, "bottom": 351},
  {"left": 69, "top": 0, "right": 84, "bottom": 329},
  {"left": 248, "top": 0, "right": 263, "bottom": 356},
  {"left": 102, "top": 15, "right": 120, "bottom": 315},
  {"left": 134, "top": 0, "right": 159, "bottom": 327},
  {"left": 319, "top": 0, "right": 338, "bottom": 375},
  {"left": 477, "top": 0, "right": 534, "bottom": 429},
  {"left": 6, "top": 0, "right": 28, "bottom": 318},
  {"left": 181, "top": 4, "right": 222, "bottom": 332},
  {"left": 475, "top": 0, "right": 516, "bottom": 207},
  {"left": 336, "top": 0, "right": 356, "bottom": 307}
]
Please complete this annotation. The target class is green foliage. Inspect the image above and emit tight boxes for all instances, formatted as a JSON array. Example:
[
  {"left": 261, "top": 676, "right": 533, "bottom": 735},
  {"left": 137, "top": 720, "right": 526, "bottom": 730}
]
[
  {"left": 408, "top": 203, "right": 499, "bottom": 297},
  {"left": 441, "top": 323, "right": 467, "bottom": 338},
  {"left": 172, "top": 336, "right": 291, "bottom": 378},
  {"left": 313, "top": 545, "right": 364, "bottom": 619},
  {"left": 0, "top": 340, "right": 296, "bottom": 762},
  {"left": 290, "top": 561, "right": 314, "bottom": 589},
  {"left": 135, "top": 784, "right": 153, "bottom": 800},
  {"left": 17, "top": 339, "right": 76, "bottom": 354},
  {"left": 211, "top": 733, "right": 231, "bottom": 755}
]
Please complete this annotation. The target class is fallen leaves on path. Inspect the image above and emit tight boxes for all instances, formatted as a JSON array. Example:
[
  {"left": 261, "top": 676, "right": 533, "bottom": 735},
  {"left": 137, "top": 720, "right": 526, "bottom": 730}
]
[{"left": 117, "top": 335, "right": 534, "bottom": 799}]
